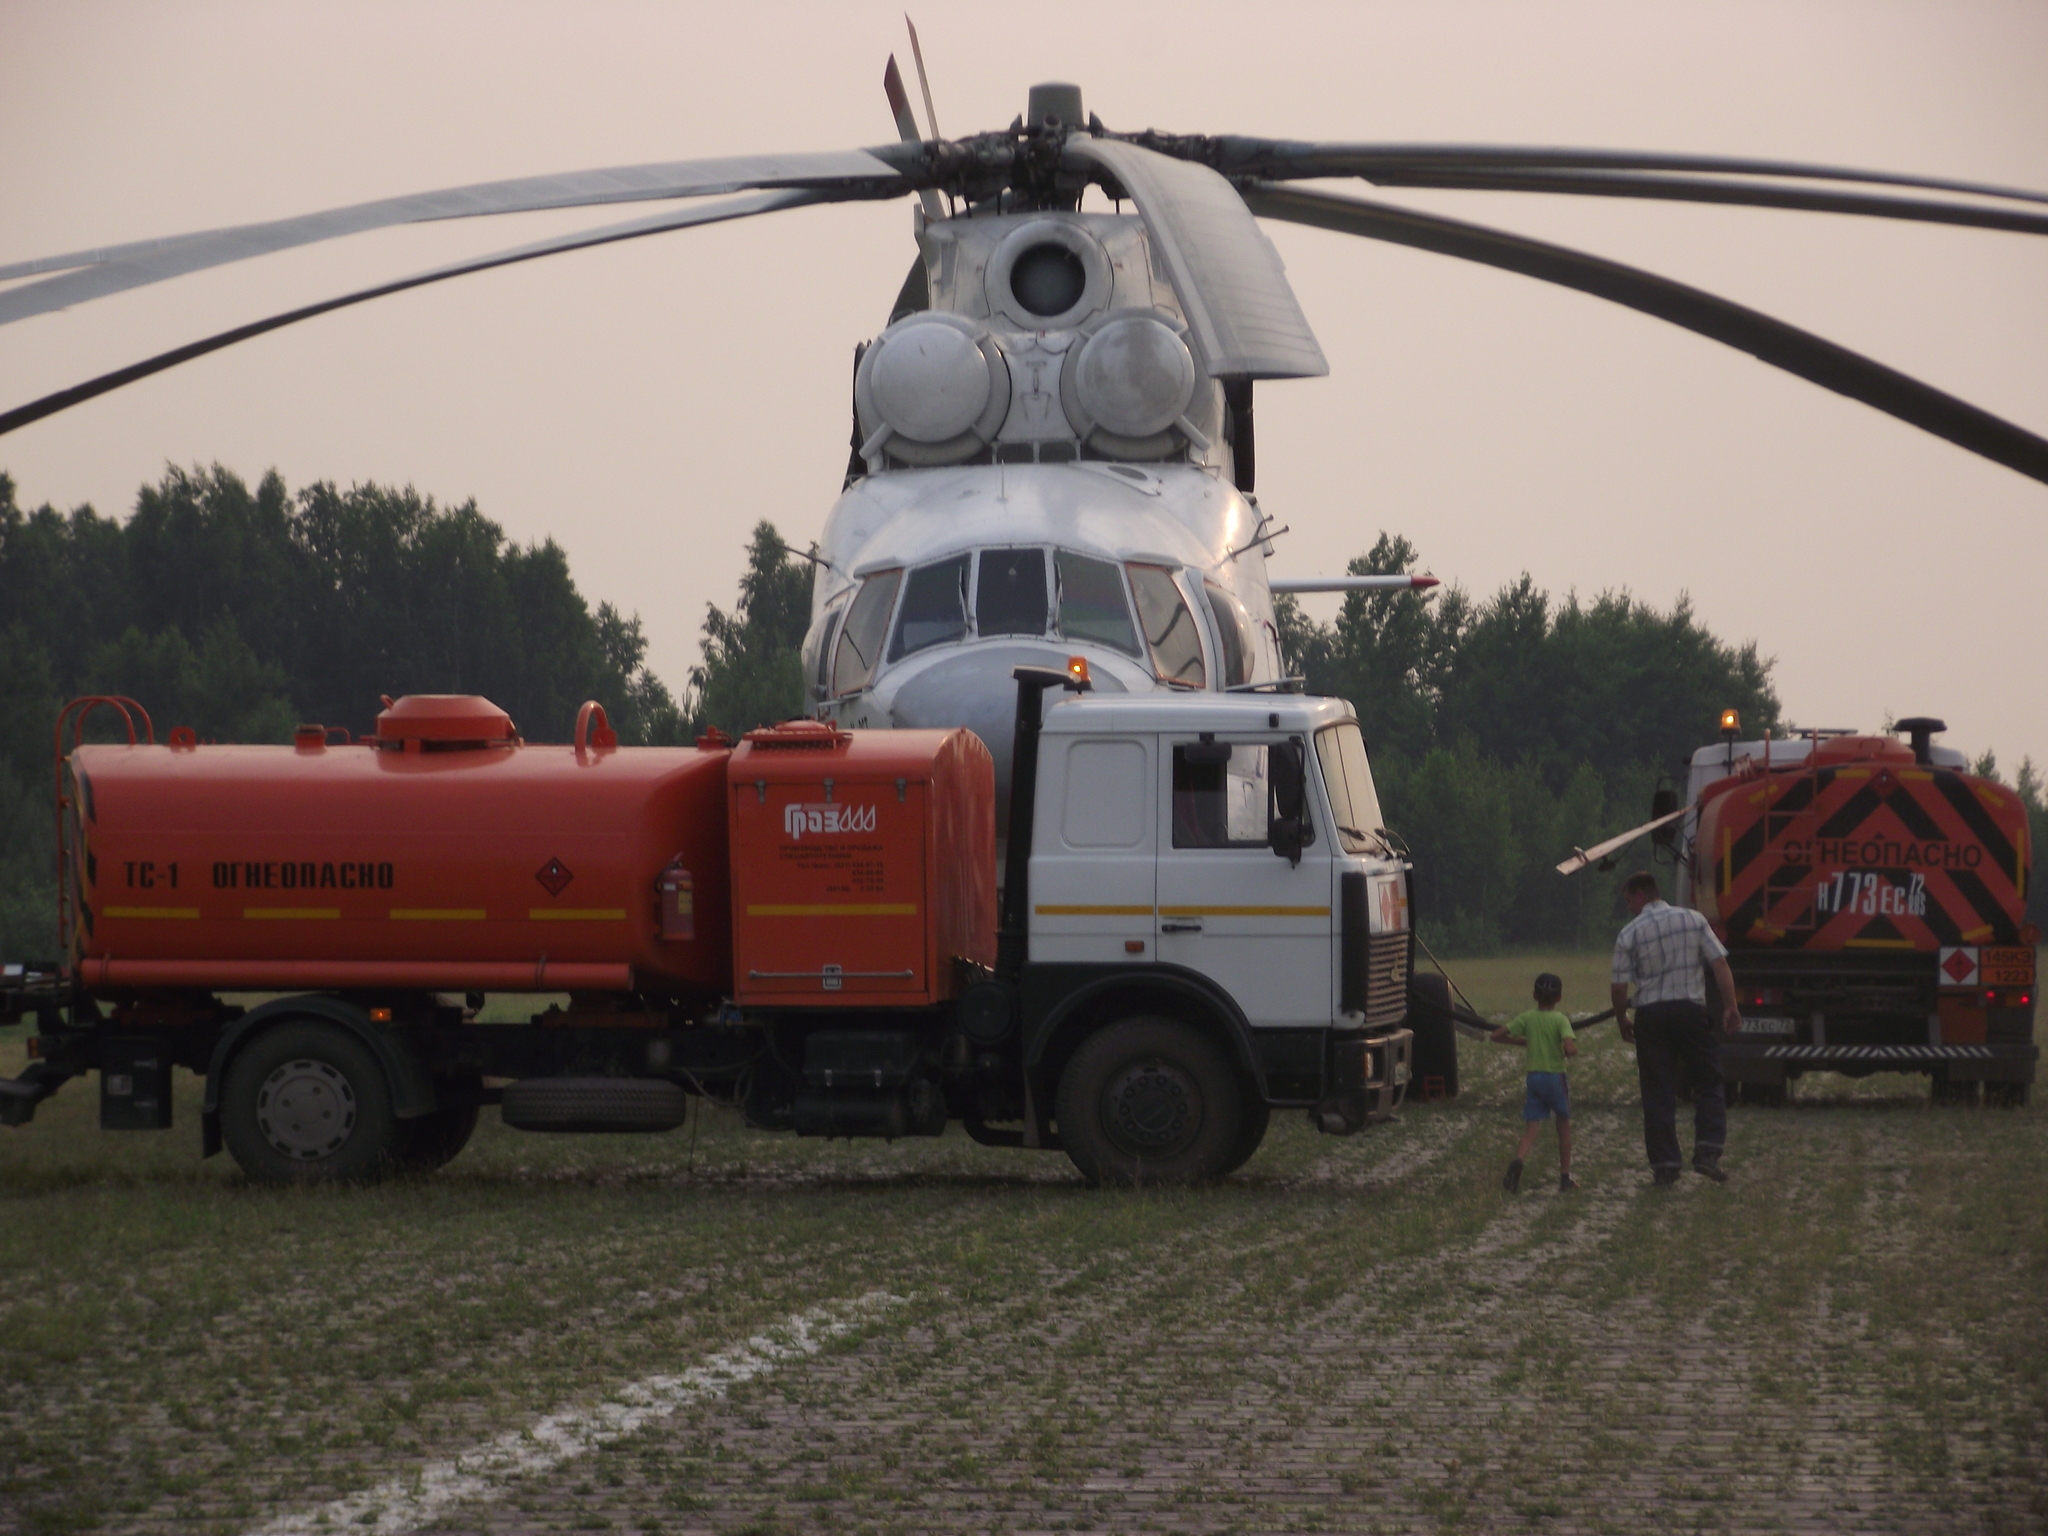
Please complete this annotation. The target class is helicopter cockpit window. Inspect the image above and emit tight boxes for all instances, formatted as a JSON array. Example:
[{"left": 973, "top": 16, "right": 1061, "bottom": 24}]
[
  {"left": 807, "top": 601, "right": 843, "bottom": 700},
  {"left": 889, "top": 554, "right": 971, "bottom": 660},
  {"left": 976, "top": 548, "right": 1051, "bottom": 637},
  {"left": 831, "top": 569, "right": 900, "bottom": 697},
  {"left": 1055, "top": 551, "right": 1141, "bottom": 656},
  {"left": 1202, "top": 578, "right": 1256, "bottom": 688},
  {"left": 1126, "top": 564, "right": 1207, "bottom": 689}
]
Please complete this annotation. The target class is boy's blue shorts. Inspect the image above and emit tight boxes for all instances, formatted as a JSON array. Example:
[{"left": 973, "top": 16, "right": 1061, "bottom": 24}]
[{"left": 1523, "top": 1071, "right": 1570, "bottom": 1122}]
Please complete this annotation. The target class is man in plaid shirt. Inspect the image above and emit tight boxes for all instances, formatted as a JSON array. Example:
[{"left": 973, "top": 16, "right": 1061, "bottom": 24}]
[{"left": 1610, "top": 870, "right": 1744, "bottom": 1185}]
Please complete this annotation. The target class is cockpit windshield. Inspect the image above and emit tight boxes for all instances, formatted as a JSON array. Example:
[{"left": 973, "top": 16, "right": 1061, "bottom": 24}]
[
  {"left": 889, "top": 555, "right": 971, "bottom": 660},
  {"left": 1314, "top": 721, "right": 1389, "bottom": 855},
  {"left": 1055, "top": 551, "right": 1141, "bottom": 655}
]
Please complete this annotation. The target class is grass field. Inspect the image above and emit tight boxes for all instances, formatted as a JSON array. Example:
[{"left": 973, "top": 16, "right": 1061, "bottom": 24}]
[{"left": 2, "top": 961, "right": 2044, "bottom": 1536}]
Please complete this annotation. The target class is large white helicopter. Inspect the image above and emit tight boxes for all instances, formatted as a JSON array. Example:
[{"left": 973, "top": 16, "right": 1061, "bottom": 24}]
[{"left": 4, "top": 47, "right": 2046, "bottom": 806}]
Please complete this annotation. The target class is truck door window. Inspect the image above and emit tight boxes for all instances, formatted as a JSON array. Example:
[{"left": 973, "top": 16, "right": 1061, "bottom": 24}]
[
  {"left": 1172, "top": 743, "right": 1271, "bottom": 848},
  {"left": 1054, "top": 550, "right": 1142, "bottom": 655},
  {"left": 1314, "top": 721, "right": 1388, "bottom": 854},
  {"left": 889, "top": 554, "right": 971, "bottom": 660},
  {"left": 1201, "top": 578, "right": 1256, "bottom": 687},
  {"left": 831, "top": 569, "right": 900, "bottom": 696},
  {"left": 976, "top": 548, "right": 1050, "bottom": 637},
  {"left": 1128, "top": 564, "right": 1207, "bottom": 689}
]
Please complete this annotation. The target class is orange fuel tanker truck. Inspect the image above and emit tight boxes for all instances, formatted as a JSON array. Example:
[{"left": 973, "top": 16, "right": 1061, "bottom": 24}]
[
  {"left": 2, "top": 672, "right": 1428, "bottom": 1183},
  {"left": 1656, "top": 716, "right": 2037, "bottom": 1105}
]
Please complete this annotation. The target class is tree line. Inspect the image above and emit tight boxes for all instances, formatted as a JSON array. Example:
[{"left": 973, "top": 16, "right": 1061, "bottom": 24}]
[{"left": 1, "top": 469, "right": 2039, "bottom": 957}]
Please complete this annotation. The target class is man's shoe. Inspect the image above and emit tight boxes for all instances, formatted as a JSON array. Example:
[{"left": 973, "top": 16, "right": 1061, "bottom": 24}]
[
  {"left": 1558, "top": 1174, "right": 1579, "bottom": 1192},
  {"left": 1503, "top": 1158, "right": 1523, "bottom": 1193},
  {"left": 1692, "top": 1158, "right": 1729, "bottom": 1184},
  {"left": 1652, "top": 1167, "right": 1682, "bottom": 1187}
]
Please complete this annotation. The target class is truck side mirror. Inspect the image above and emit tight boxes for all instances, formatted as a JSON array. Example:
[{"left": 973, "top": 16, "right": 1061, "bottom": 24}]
[
  {"left": 1650, "top": 786, "right": 1679, "bottom": 851},
  {"left": 1268, "top": 739, "right": 1314, "bottom": 865}
]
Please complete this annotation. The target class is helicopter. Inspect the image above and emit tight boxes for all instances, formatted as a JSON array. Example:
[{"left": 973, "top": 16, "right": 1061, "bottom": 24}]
[{"left": 3, "top": 36, "right": 2046, "bottom": 809}]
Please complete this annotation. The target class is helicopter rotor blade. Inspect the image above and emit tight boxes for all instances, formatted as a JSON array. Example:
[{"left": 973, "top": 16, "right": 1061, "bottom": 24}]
[
  {"left": 884, "top": 56, "right": 946, "bottom": 221},
  {"left": 905, "top": 16, "right": 941, "bottom": 140},
  {"left": 1208, "top": 140, "right": 2048, "bottom": 210},
  {"left": 1329, "top": 166, "right": 2048, "bottom": 238},
  {"left": 0, "top": 149, "right": 905, "bottom": 328},
  {"left": 0, "top": 187, "right": 832, "bottom": 439},
  {"left": 1064, "top": 136, "right": 1327, "bottom": 379},
  {"left": 1240, "top": 181, "right": 2048, "bottom": 488}
]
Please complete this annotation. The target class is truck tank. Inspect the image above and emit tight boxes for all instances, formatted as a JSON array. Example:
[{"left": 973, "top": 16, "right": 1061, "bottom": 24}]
[{"left": 66, "top": 695, "right": 733, "bottom": 996}]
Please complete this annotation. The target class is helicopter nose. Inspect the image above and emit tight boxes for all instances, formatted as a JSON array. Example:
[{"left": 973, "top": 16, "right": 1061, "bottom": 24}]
[{"left": 887, "top": 643, "right": 1124, "bottom": 813}]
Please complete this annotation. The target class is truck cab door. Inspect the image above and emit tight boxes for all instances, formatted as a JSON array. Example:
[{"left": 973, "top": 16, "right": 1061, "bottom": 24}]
[
  {"left": 1027, "top": 734, "right": 1157, "bottom": 963},
  {"left": 1154, "top": 737, "right": 1335, "bottom": 1030}
]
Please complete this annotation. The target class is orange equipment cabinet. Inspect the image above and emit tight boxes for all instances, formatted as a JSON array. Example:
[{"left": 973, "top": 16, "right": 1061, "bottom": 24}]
[
  {"left": 66, "top": 695, "right": 734, "bottom": 997},
  {"left": 727, "top": 721, "right": 996, "bottom": 1008}
]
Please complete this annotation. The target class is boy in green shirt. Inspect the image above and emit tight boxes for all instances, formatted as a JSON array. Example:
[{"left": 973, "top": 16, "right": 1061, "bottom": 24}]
[{"left": 1490, "top": 972, "right": 1579, "bottom": 1193}]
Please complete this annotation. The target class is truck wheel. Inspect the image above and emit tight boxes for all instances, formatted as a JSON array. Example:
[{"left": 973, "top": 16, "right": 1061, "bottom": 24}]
[
  {"left": 1983, "top": 1082, "right": 2030, "bottom": 1109},
  {"left": 1406, "top": 973, "right": 1459, "bottom": 1100},
  {"left": 1055, "top": 1018, "right": 1241, "bottom": 1187},
  {"left": 1930, "top": 1071, "right": 1978, "bottom": 1107},
  {"left": 1218, "top": 1092, "right": 1271, "bottom": 1177},
  {"left": 220, "top": 1021, "right": 401, "bottom": 1185},
  {"left": 501, "top": 1077, "right": 690, "bottom": 1133},
  {"left": 395, "top": 1099, "right": 481, "bottom": 1172}
]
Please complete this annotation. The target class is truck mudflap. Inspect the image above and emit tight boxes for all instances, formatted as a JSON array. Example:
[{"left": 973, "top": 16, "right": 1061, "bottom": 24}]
[
  {"left": 1724, "top": 1041, "right": 2039, "bottom": 1083},
  {"left": 1315, "top": 1027, "right": 1412, "bottom": 1134}
]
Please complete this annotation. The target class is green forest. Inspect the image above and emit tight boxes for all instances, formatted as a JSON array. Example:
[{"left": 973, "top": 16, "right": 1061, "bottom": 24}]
[{"left": 1, "top": 466, "right": 2039, "bottom": 958}]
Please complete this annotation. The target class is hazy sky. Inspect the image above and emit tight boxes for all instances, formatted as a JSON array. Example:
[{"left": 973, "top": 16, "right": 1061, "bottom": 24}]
[{"left": 4, "top": 1, "right": 2044, "bottom": 777}]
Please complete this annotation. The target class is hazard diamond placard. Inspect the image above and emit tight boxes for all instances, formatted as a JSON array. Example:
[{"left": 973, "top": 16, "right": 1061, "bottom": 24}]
[{"left": 1938, "top": 946, "right": 1979, "bottom": 988}]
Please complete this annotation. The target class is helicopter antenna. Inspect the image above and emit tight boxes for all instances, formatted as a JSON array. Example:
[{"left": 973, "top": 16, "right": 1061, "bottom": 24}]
[
  {"left": 905, "top": 16, "right": 941, "bottom": 139},
  {"left": 882, "top": 56, "right": 945, "bottom": 222}
]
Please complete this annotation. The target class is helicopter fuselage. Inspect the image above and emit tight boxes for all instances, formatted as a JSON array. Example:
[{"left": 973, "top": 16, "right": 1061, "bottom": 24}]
[{"left": 798, "top": 204, "right": 1288, "bottom": 802}]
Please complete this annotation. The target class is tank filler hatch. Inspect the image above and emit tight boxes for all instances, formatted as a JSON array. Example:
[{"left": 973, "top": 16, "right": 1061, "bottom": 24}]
[{"left": 373, "top": 694, "right": 518, "bottom": 750}]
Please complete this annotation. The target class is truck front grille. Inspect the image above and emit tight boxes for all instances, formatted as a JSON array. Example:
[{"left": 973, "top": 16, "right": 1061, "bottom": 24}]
[{"left": 1364, "top": 932, "right": 1410, "bottom": 1028}]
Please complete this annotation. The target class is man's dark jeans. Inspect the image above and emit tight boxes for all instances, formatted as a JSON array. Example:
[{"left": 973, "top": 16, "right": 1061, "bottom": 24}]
[{"left": 1635, "top": 1000, "right": 1726, "bottom": 1171}]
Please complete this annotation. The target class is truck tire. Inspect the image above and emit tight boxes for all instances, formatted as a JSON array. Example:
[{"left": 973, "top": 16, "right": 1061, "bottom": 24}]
[
  {"left": 501, "top": 1077, "right": 689, "bottom": 1133},
  {"left": 219, "top": 1021, "right": 402, "bottom": 1185},
  {"left": 1218, "top": 1092, "right": 1271, "bottom": 1177},
  {"left": 1055, "top": 1017, "right": 1242, "bottom": 1187},
  {"left": 395, "top": 1099, "right": 481, "bottom": 1172},
  {"left": 1930, "top": 1071, "right": 1978, "bottom": 1107},
  {"left": 1983, "top": 1081, "right": 2030, "bottom": 1109},
  {"left": 1406, "top": 973, "right": 1459, "bottom": 1100}
]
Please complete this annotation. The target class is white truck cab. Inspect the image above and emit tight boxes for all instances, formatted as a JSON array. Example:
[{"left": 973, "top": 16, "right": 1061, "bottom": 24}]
[{"left": 977, "top": 682, "right": 1417, "bottom": 1182}]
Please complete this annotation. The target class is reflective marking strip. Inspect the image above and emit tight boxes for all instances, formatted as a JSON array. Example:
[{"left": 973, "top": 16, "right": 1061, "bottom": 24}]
[
  {"left": 528, "top": 908, "right": 628, "bottom": 920},
  {"left": 1158, "top": 904, "right": 1332, "bottom": 918},
  {"left": 102, "top": 906, "right": 199, "bottom": 919},
  {"left": 243, "top": 1293, "right": 906, "bottom": 1536},
  {"left": 1841, "top": 937, "right": 1916, "bottom": 949},
  {"left": 1036, "top": 904, "right": 1154, "bottom": 916},
  {"left": 244, "top": 908, "right": 340, "bottom": 919},
  {"left": 1760, "top": 1044, "right": 1995, "bottom": 1059},
  {"left": 390, "top": 909, "right": 487, "bottom": 920},
  {"left": 745, "top": 904, "right": 917, "bottom": 917}
]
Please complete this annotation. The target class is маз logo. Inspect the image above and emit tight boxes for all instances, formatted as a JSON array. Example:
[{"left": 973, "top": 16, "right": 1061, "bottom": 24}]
[{"left": 783, "top": 803, "right": 878, "bottom": 839}]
